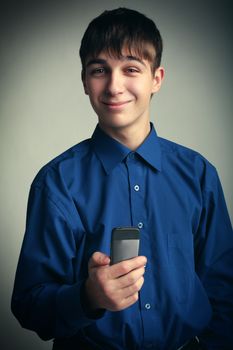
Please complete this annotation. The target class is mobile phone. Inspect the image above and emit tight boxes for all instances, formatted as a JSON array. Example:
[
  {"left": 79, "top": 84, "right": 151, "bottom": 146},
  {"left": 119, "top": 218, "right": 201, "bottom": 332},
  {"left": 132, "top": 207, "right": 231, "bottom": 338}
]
[{"left": 110, "top": 227, "right": 140, "bottom": 265}]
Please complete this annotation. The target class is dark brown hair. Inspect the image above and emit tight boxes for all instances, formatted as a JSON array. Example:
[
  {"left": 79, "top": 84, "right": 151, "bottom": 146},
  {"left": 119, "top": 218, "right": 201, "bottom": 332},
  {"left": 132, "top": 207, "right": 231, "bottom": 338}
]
[{"left": 79, "top": 8, "right": 163, "bottom": 74}]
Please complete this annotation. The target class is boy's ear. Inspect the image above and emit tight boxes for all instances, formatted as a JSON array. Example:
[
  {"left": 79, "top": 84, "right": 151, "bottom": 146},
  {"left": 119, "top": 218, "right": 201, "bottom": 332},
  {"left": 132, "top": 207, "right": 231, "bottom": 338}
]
[
  {"left": 152, "top": 66, "right": 165, "bottom": 94},
  {"left": 81, "top": 70, "right": 89, "bottom": 95}
]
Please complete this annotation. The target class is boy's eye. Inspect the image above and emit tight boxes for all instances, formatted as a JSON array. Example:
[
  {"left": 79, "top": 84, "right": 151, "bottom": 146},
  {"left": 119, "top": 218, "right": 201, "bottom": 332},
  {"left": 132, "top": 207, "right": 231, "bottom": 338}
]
[
  {"left": 125, "top": 67, "right": 140, "bottom": 74},
  {"left": 90, "top": 67, "right": 106, "bottom": 75}
]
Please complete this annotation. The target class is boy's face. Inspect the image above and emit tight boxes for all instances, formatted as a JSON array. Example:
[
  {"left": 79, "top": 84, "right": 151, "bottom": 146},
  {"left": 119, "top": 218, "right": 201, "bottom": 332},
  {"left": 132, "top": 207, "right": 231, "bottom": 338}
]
[{"left": 82, "top": 47, "right": 164, "bottom": 135}]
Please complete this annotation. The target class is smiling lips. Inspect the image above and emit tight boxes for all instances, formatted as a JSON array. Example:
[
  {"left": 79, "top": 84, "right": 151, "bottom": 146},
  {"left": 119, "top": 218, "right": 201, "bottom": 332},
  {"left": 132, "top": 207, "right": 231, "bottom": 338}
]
[{"left": 102, "top": 100, "right": 131, "bottom": 109}]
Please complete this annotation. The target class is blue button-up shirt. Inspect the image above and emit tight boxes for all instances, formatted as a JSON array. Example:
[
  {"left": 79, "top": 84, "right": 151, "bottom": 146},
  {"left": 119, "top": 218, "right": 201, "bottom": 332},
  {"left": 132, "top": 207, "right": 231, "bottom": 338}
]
[{"left": 12, "top": 124, "right": 233, "bottom": 349}]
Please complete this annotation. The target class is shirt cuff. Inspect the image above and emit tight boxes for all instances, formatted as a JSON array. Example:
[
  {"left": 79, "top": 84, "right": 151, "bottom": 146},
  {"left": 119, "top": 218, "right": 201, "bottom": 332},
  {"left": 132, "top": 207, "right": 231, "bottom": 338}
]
[
  {"left": 56, "top": 280, "right": 105, "bottom": 338},
  {"left": 80, "top": 280, "right": 106, "bottom": 319}
]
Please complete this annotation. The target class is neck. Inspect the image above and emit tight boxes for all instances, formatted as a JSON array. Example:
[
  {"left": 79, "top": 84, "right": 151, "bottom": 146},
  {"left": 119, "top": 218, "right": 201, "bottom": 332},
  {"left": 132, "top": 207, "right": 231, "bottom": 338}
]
[{"left": 99, "top": 120, "right": 151, "bottom": 151}]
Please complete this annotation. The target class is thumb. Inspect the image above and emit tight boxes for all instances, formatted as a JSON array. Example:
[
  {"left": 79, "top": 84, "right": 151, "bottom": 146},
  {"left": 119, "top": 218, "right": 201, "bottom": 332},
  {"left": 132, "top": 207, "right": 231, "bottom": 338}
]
[{"left": 88, "top": 251, "right": 110, "bottom": 269}]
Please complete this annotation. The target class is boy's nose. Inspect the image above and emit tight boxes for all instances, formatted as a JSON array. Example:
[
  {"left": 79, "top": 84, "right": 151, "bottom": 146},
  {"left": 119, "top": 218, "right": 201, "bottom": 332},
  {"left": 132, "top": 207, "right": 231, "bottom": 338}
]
[{"left": 105, "top": 72, "right": 124, "bottom": 96}]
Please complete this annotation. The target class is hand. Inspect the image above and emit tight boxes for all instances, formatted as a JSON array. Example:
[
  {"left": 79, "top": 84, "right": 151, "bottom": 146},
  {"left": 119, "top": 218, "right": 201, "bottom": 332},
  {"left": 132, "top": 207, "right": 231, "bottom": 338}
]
[{"left": 85, "top": 252, "right": 147, "bottom": 312}]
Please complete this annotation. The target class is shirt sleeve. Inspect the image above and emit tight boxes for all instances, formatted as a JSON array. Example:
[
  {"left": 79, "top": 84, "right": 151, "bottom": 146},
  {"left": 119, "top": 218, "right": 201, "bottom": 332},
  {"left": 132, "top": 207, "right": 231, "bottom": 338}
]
[
  {"left": 194, "top": 166, "right": 233, "bottom": 349},
  {"left": 11, "top": 182, "right": 103, "bottom": 340}
]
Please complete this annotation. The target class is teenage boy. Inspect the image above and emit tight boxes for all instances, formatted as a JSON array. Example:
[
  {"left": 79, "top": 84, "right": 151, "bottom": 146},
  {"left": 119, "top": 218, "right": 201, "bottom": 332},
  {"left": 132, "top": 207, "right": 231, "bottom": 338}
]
[{"left": 12, "top": 8, "right": 233, "bottom": 350}]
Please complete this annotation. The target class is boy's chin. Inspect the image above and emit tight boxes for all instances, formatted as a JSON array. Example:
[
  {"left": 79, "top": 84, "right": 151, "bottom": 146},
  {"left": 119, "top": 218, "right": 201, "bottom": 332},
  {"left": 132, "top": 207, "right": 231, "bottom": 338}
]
[{"left": 98, "top": 120, "right": 133, "bottom": 132}]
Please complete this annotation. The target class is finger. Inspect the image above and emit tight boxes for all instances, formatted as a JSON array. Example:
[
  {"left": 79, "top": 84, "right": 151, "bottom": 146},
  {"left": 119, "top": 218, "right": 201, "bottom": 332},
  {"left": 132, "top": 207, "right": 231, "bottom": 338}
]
[
  {"left": 116, "top": 266, "right": 145, "bottom": 289},
  {"left": 112, "top": 292, "right": 140, "bottom": 311},
  {"left": 88, "top": 252, "right": 110, "bottom": 269},
  {"left": 121, "top": 276, "right": 145, "bottom": 299},
  {"left": 109, "top": 256, "right": 147, "bottom": 279},
  {"left": 124, "top": 292, "right": 140, "bottom": 308}
]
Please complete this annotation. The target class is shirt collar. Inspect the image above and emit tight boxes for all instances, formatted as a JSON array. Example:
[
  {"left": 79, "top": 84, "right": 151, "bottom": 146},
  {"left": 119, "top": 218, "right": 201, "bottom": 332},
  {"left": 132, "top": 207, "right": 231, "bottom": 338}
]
[
  {"left": 91, "top": 123, "right": 162, "bottom": 174},
  {"left": 136, "top": 123, "right": 162, "bottom": 172}
]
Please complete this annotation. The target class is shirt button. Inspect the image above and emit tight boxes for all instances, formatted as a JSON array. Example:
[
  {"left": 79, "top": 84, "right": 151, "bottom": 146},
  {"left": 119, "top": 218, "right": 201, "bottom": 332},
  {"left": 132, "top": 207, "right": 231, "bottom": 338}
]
[
  {"left": 138, "top": 222, "right": 143, "bottom": 229},
  {"left": 129, "top": 152, "right": 135, "bottom": 160},
  {"left": 145, "top": 303, "right": 151, "bottom": 310},
  {"left": 134, "top": 185, "right": 140, "bottom": 191}
]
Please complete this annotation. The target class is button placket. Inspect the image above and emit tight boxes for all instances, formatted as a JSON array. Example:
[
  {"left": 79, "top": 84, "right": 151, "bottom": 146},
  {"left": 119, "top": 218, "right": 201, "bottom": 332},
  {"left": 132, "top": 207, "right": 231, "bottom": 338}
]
[
  {"left": 126, "top": 155, "right": 145, "bottom": 232},
  {"left": 125, "top": 155, "right": 158, "bottom": 346}
]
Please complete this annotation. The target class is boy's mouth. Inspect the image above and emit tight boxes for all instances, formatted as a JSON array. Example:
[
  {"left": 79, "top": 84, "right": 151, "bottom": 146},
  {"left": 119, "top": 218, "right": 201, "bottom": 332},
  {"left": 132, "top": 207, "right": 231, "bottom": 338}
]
[{"left": 102, "top": 101, "right": 131, "bottom": 108}]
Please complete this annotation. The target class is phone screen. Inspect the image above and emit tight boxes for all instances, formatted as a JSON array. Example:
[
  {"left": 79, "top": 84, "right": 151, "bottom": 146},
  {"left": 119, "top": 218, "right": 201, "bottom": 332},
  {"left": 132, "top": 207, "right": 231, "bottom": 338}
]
[{"left": 111, "top": 227, "right": 140, "bottom": 264}]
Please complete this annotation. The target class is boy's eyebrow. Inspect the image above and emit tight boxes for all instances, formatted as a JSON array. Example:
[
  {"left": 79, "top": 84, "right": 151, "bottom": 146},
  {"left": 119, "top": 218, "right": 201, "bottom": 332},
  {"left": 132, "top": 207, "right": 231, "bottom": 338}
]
[
  {"left": 86, "top": 58, "right": 107, "bottom": 67},
  {"left": 126, "top": 55, "right": 146, "bottom": 66},
  {"left": 86, "top": 55, "right": 146, "bottom": 67}
]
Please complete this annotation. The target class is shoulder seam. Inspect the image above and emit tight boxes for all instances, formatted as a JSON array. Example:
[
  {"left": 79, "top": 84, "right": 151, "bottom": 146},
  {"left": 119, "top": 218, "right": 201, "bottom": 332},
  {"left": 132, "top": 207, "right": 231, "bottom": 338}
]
[{"left": 32, "top": 184, "right": 75, "bottom": 232}]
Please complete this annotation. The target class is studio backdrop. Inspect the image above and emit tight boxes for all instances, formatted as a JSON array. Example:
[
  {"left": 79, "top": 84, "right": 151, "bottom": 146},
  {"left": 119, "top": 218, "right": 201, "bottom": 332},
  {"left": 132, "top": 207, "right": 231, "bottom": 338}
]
[{"left": 0, "top": 1, "right": 232, "bottom": 349}]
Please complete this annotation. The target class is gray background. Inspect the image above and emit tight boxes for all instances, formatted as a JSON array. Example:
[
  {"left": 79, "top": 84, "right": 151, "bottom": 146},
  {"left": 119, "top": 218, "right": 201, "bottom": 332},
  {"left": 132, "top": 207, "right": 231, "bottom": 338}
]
[{"left": 1, "top": 0, "right": 232, "bottom": 349}]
